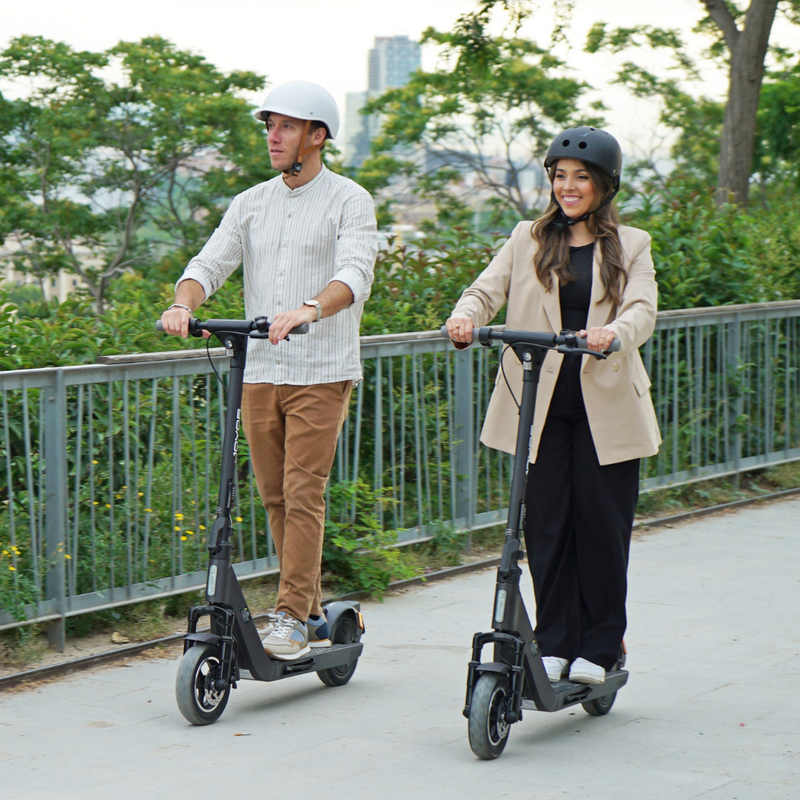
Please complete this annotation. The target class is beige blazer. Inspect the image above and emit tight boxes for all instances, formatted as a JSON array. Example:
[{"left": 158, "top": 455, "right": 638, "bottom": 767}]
[{"left": 452, "top": 222, "right": 661, "bottom": 466}]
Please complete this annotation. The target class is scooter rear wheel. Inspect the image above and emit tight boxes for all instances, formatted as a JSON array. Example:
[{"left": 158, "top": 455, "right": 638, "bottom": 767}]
[
  {"left": 317, "top": 613, "right": 360, "bottom": 687},
  {"left": 581, "top": 691, "right": 617, "bottom": 716},
  {"left": 581, "top": 648, "right": 624, "bottom": 716},
  {"left": 468, "top": 672, "right": 512, "bottom": 759},
  {"left": 176, "top": 643, "right": 231, "bottom": 725}
]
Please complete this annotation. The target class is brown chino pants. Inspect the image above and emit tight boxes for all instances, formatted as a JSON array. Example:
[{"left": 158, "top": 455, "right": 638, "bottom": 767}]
[{"left": 241, "top": 380, "right": 352, "bottom": 622}]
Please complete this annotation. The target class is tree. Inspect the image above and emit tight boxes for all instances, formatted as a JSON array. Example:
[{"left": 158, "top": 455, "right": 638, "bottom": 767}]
[
  {"left": 0, "top": 36, "right": 272, "bottom": 313},
  {"left": 586, "top": 1, "right": 800, "bottom": 206}
]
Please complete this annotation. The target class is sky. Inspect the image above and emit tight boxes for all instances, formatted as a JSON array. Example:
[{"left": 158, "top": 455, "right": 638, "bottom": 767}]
[{"left": 2, "top": 0, "right": 799, "bottom": 160}]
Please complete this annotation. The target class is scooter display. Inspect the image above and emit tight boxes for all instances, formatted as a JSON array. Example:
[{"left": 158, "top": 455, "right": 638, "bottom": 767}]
[
  {"left": 156, "top": 316, "right": 365, "bottom": 725},
  {"left": 442, "top": 325, "right": 627, "bottom": 759}
]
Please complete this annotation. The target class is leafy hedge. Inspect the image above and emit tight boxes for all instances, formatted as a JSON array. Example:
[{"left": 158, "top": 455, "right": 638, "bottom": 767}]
[{"left": 3, "top": 181, "right": 798, "bottom": 374}]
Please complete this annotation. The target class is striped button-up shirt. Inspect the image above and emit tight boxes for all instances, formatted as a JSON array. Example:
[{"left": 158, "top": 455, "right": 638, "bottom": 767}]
[{"left": 178, "top": 165, "right": 378, "bottom": 385}]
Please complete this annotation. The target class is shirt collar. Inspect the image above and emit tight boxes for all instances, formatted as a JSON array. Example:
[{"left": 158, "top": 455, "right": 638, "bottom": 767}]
[{"left": 279, "top": 163, "right": 328, "bottom": 196}]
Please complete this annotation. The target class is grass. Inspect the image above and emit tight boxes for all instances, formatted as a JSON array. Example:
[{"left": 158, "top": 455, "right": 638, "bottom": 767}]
[{"left": 1, "top": 461, "right": 797, "bottom": 675}]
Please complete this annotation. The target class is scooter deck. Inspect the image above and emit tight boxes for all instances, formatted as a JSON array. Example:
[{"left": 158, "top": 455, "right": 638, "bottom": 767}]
[
  {"left": 521, "top": 668, "right": 629, "bottom": 712},
  {"left": 238, "top": 641, "right": 364, "bottom": 681}
]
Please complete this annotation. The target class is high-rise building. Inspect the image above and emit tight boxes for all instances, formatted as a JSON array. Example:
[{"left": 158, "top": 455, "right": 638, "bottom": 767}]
[
  {"left": 343, "top": 36, "right": 421, "bottom": 167},
  {"left": 368, "top": 35, "right": 421, "bottom": 93}
]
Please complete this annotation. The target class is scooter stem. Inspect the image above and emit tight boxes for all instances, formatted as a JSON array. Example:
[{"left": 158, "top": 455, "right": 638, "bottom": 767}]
[{"left": 499, "top": 345, "right": 545, "bottom": 578}]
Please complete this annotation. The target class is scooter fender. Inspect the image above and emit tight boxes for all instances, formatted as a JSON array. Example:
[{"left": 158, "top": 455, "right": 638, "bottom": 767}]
[
  {"left": 322, "top": 600, "right": 364, "bottom": 641},
  {"left": 475, "top": 661, "right": 512, "bottom": 677},
  {"left": 183, "top": 631, "right": 222, "bottom": 654}
]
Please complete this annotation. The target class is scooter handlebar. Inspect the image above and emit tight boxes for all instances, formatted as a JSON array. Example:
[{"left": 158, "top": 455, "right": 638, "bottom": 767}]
[
  {"left": 439, "top": 325, "right": 621, "bottom": 354},
  {"left": 155, "top": 318, "right": 310, "bottom": 337}
]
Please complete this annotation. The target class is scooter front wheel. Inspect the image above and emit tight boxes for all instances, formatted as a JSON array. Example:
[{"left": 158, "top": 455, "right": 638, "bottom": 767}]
[
  {"left": 176, "top": 643, "right": 231, "bottom": 725},
  {"left": 468, "top": 672, "right": 512, "bottom": 759}
]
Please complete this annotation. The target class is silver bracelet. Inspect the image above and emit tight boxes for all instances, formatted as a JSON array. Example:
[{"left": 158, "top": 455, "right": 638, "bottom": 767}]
[{"left": 168, "top": 303, "right": 192, "bottom": 314}]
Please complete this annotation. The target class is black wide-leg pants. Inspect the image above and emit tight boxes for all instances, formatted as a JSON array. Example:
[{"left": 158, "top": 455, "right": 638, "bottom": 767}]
[{"left": 522, "top": 358, "right": 640, "bottom": 670}]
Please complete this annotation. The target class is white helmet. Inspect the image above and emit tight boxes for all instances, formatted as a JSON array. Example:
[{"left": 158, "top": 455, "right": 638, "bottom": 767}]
[{"left": 254, "top": 81, "right": 339, "bottom": 140}]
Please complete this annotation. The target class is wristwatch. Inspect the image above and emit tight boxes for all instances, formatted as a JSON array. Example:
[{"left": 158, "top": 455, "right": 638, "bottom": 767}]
[{"left": 303, "top": 300, "right": 322, "bottom": 321}]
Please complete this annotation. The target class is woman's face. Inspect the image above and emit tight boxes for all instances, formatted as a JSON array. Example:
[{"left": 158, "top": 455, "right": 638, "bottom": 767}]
[{"left": 552, "top": 159, "right": 598, "bottom": 219}]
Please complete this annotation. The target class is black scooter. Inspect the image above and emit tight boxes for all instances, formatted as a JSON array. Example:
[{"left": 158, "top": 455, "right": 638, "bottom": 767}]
[
  {"left": 156, "top": 317, "right": 365, "bottom": 725},
  {"left": 443, "top": 326, "right": 627, "bottom": 759}
]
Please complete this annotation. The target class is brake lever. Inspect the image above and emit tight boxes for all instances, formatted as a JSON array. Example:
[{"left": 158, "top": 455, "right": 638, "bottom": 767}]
[{"left": 556, "top": 344, "right": 608, "bottom": 359}]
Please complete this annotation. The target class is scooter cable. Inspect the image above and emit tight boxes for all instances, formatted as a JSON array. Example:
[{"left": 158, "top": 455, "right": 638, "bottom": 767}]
[
  {"left": 206, "top": 335, "right": 227, "bottom": 399},
  {"left": 499, "top": 345, "right": 520, "bottom": 411}
]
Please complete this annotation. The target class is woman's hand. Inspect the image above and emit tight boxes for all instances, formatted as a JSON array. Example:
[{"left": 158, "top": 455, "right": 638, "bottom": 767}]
[
  {"left": 579, "top": 326, "right": 617, "bottom": 353},
  {"left": 446, "top": 316, "right": 474, "bottom": 345}
]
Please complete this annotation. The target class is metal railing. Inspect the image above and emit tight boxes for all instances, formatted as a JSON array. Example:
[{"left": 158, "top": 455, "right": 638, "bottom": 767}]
[{"left": 1, "top": 300, "right": 799, "bottom": 646}]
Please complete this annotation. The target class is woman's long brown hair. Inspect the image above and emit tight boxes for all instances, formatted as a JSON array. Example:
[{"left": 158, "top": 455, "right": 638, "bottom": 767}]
[{"left": 531, "top": 161, "right": 626, "bottom": 307}]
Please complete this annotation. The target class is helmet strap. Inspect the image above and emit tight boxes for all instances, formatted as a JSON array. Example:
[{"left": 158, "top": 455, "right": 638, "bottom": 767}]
[
  {"left": 288, "top": 120, "right": 317, "bottom": 177},
  {"left": 550, "top": 188, "right": 619, "bottom": 232}
]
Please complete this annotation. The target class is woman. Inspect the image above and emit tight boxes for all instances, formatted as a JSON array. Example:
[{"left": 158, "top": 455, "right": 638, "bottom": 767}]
[{"left": 447, "top": 126, "right": 660, "bottom": 685}]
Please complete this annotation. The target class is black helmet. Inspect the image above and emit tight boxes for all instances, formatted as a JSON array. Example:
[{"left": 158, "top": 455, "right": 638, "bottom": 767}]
[
  {"left": 544, "top": 126, "right": 622, "bottom": 230},
  {"left": 544, "top": 126, "right": 622, "bottom": 188}
]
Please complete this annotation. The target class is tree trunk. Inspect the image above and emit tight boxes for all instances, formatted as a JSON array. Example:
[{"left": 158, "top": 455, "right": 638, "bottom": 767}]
[{"left": 705, "top": 0, "right": 780, "bottom": 205}]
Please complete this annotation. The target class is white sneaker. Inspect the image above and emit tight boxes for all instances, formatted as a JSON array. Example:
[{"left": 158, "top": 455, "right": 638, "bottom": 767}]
[
  {"left": 542, "top": 656, "right": 569, "bottom": 682},
  {"left": 569, "top": 657, "right": 605, "bottom": 685}
]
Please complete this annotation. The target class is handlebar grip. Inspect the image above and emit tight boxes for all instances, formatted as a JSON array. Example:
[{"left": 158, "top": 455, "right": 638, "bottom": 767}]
[
  {"left": 439, "top": 324, "right": 481, "bottom": 342},
  {"left": 155, "top": 320, "right": 164, "bottom": 332},
  {"left": 583, "top": 338, "right": 620, "bottom": 353},
  {"left": 292, "top": 323, "right": 310, "bottom": 335}
]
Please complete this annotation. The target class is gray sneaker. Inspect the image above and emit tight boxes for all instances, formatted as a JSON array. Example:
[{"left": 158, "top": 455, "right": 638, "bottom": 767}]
[
  {"left": 307, "top": 613, "right": 332, "bottom": 648},
  {"left": 261, "top": 611, "right": 330, "bottom": 648},
  {"left": 259, "top": 611, "right": 284, "bottom": 639},
  {"left": 262, "top": 615, "right": 310, "bottom": 660}
]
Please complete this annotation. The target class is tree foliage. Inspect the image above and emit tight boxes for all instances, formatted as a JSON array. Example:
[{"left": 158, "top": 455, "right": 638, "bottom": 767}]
[
  {"left": 356, "top": 3, "right": 602, "bottom": 228},
  {"left": 585, "top": 1, "right": 800, "bottom": 205},
  {"left": 0, "top": 35, "right": 273, "bottom": 312}
]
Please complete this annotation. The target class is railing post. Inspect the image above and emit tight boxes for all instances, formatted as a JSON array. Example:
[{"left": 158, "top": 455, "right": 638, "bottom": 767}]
[
  {"left": 454, "top": 348, "right": 475, "bottom": 534},
  {"left": 44, "top": 370, "right": 68, "bottom": 652},
  {"left": 727, "top": 315, "right": 743, "bottom": 490}
]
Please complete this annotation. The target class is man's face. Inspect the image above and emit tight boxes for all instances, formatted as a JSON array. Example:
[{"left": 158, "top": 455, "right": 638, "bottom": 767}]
[{"left": 265, "top": 113, "right": 323, "bottom": 172}]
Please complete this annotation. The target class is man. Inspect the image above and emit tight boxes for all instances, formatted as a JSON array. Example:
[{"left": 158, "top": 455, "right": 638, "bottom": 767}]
[{"left": 160, "top": 81, "right": 378, "bottom": 659}]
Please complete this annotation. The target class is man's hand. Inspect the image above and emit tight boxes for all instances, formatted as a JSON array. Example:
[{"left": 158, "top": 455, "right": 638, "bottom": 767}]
[
  {"left": 160, "top": 305, "right": 193, "bottom": 338},
  {"left": 268, "top": 305, "right": 318, "bottom": 344},
  {"left": 160, "top": 280, "right": 208, "bottom": 338}
]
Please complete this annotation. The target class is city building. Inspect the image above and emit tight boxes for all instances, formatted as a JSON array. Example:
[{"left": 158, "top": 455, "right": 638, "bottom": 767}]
[{"left": 343, "top": 35, "right": 421, "bottom": 168}]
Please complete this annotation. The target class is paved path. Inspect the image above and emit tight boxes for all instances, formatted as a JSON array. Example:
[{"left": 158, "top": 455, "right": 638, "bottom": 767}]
[{"left": 2, "top": 498, "right": 799, "bottom": 800}]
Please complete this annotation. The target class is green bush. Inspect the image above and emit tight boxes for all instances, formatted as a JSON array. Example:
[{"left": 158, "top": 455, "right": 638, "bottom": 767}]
[{"left": 322, "top": 480, "right": 416, "bottom": 598}]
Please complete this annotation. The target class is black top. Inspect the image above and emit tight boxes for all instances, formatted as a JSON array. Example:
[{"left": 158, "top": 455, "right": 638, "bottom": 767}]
[{"left": 559, "top": 243, "right": 594, "bottom": 332}]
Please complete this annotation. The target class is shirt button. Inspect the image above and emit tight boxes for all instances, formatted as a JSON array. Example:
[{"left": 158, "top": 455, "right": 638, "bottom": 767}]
[
  {"left": 287, "top": 213, "right": 293, "bottom": 218},
  {"left": 278, "top": 271, "right": 284, "bottom": 277},
  {"left": 612, "top": 362, "right": 620, "bottom": 372},
  {"left": 282, "top": 243, "right": 288, "bottom": 248}
]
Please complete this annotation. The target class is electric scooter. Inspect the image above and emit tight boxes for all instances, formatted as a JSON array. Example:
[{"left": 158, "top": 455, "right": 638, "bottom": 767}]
[
  {"left": 156, "top": 316, "right": 365, "bottom": 725},
  {"left": 442, "top": 325, "right": 627, "bottom": 759}
]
